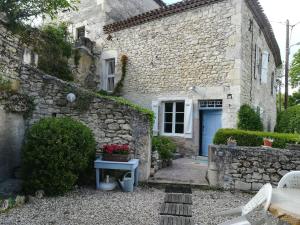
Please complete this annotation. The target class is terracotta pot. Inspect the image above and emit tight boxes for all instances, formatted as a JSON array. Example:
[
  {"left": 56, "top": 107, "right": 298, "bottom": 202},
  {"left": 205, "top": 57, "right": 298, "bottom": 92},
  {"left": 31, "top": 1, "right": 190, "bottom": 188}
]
[
  {"left": 103, "top": 154, "right": 130, "bottom": 162},
  {"left": 263, "top": 140, "right": 273, "bottom": 147}
]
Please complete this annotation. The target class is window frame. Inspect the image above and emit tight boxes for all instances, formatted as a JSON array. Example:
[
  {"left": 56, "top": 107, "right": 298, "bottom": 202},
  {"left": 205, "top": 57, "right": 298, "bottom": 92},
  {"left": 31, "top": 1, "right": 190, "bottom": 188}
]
[
  {"left": 162, "top": 101, "right": 185, "bottom": 137},
  {"left": 105, "top": 58, "right": 116, "bottom": 92}
]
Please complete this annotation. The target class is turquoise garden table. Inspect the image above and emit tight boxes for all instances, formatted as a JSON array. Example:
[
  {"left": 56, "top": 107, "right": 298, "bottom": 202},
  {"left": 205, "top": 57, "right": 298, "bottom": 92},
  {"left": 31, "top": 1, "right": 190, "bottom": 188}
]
[{"left": 94, "top": 159, "right": 139, "bottom": 190}]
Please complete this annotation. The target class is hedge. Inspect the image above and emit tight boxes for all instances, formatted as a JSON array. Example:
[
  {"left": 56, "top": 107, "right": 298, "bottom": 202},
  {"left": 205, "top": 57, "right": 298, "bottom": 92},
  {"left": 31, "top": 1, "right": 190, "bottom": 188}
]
[{"left": 213, "top": 129, "right": 300, "bottom": 149}]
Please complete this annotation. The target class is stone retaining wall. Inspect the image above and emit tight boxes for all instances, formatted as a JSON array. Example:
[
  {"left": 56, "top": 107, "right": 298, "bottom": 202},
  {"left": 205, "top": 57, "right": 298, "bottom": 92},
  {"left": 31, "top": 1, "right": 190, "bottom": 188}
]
[
  {"left": 208, "top": 145, "right": 300, "bottom": 191},
  {"left": 18, "top": 65, "right": 152, "bottom": 181}
]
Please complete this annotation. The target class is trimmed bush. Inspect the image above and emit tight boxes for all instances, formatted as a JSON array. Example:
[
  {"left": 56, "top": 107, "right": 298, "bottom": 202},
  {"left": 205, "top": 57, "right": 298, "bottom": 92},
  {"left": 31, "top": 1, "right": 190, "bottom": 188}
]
[
  {"left": 237, "top": 104, "right": 263, "bottom": 131},
  {"left": 213, "top": 128, "right": 300, "bottom": 149},
  {"left": 276, "top": 105, "right": 300, "bottom": 134},
  {"left": 152, "top": 136, "right": 177, "bottom": 160},
  {"left": 22, "top": 117, "right": 96, "bottom": 196}
]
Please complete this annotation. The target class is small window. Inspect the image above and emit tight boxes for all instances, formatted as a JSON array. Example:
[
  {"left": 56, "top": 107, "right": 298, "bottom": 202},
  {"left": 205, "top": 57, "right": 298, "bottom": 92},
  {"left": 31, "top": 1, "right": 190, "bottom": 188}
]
[
  {"left": 164, "top": 102, "right": 185, "bottom": 135},
  {"left": 105, "top": 59, "right": 115, "bottom": 92},
  {"left": 258, "top": 48, "right": 263, "bottom": 83},
  {"left": 77, "top": 26, "right": 85, "bottom": 39},
  {"left": 253, "top": 44, "right": 257, "bottom": 79}
]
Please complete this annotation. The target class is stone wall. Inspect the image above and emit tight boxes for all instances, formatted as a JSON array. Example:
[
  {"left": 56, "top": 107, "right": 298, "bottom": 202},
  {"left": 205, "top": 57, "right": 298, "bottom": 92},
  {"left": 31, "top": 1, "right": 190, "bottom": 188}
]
[
  {"left": 208, "top": 145, "right": 300, "bottom": 191},
  {"left": 240, "top": 1, "right": 277, "bottom": 131},
  {"left": 0, "top": 20, "right": 25, "bottom": 182},
  {"left": 18, "top": 65, "right": 152, "bottom": 181}
]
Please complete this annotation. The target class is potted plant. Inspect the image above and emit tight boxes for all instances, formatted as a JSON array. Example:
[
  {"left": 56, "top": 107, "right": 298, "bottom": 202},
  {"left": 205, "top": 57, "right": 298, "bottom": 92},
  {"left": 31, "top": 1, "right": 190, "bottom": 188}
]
[
  {"left": 227, "top": 137, "right": 237, "bottom": 147},
  {"left": 263, "top": 138, "right": 273, "bottom": 147},
  {"left": 102, "top": 144, "right": 131, "bottom": 162}
]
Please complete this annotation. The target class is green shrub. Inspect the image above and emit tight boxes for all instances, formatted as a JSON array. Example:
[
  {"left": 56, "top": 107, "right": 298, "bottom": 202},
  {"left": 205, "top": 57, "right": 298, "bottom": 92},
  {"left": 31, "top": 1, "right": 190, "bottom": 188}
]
[
  {"left": 36, "top": 23, "right": 74, "bottom": 81},
  {"left": 152, "top": 136, "right": 177, "bottom": 160},
  {"left": 22, "top": 117, "right": 96, "bottom": 196},
  {"left": 213, "top": 128, "right": 300, "bottom": 149},
  {"left": 276, "top": 105, "right": 300, "bottom": 134},
  {"left": 237, "top": 104, "right": 263, "bottom": 131}
]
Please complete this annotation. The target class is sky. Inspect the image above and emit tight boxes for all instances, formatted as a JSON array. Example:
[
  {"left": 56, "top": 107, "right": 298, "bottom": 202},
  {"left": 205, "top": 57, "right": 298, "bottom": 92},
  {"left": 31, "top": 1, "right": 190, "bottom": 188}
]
[{"left": 164, "top": 0, "right": 300, "bottom": 64}]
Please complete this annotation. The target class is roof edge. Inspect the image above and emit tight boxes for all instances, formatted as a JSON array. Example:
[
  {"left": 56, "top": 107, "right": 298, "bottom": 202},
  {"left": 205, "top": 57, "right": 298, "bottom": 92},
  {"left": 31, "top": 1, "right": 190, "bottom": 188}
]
[
  {"left": 103, "top": 0, "right": 224, "bottom": 33},
  {"left": 153, "top": 0, "right": 167, "bottom": 7},
  {"left": 245, "top": 0, "right": 282, "bottom": 66}
]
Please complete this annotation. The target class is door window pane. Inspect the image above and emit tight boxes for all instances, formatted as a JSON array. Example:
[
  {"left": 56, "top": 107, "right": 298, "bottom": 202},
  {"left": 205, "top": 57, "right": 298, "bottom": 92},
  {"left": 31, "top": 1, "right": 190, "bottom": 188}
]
[
  {"left": 165, "top": 113, "right": 173, "bottom": 123},
  {"left": 175, "top": 124, "right": 184, "bottom": 134},
  {"left": 176, "top": 102, "right": 184, "bottom": 112},
  {"left": 176, "top": 113, "right": 184, "bottom": 123},
  {"left": 165, "top": 103, "right": 173, "bottom": 112},
  {"left": 107, "top": 59, "right": 115, "bottom": 75},
  {"left": 107, "top": 77, "right": 114, "bottom": 92},
  {"left": 164, "top": 123, "right": 172, "bottom": 133}
]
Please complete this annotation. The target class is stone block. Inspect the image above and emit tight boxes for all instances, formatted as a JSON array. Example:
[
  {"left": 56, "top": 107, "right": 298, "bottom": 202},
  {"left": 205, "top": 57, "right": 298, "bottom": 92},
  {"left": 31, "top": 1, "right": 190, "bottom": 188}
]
[{"left": 235, "top": 180, "right": 251, "bottom": 191}]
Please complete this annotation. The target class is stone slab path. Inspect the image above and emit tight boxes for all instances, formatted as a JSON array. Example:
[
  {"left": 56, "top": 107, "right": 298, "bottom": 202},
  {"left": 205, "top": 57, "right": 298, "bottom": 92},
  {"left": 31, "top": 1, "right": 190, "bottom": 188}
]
[
  {"left": 159, "top": 185, "right": 194, "bottom": 225},
  {"left": 150, "top": 158, "right": 208, "bottom": 186}
]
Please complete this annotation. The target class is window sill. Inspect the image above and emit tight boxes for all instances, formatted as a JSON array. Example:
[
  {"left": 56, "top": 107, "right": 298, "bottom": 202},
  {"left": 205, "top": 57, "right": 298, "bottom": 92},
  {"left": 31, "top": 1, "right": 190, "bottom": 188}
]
[{"left": 161, "top": 132, "right": 185, "bottom": 138}]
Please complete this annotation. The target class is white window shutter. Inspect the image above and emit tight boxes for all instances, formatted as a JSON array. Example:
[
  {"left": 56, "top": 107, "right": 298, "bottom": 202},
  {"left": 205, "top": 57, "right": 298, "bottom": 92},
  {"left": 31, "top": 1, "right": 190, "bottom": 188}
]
[
  {"left": 261, "top": 51, "right": 269, "bottom": 83},
  {"left": 152, "top": 101, "right": 160, "bottom": 136},
  {"left": 184, "top": 99, "right": 193, "bottom": 139}
]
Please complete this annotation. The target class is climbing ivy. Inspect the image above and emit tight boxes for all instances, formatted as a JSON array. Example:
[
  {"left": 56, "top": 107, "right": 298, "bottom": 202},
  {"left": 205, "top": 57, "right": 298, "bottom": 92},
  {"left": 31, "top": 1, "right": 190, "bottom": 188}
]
[{"left": 113, "top": 55, "right": 128, "bottom": 96}]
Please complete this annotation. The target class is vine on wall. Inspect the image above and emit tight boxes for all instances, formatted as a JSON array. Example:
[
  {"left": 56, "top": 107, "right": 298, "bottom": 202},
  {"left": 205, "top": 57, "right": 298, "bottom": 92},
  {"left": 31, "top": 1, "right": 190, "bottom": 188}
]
[{"left": 113, "top": 55, "right": 128, "bottom": 96}]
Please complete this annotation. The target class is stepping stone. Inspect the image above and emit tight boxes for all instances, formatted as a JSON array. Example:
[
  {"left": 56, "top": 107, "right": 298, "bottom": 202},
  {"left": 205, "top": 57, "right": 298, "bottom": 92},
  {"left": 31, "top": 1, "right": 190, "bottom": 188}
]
[
  {"left": 159, "top": 215, "right": 194, "bottom": 225},
  {"left": 165, "top": 185, "right": 192, "bottom": 194},
  {"left": 164, "top": 193, "right": 192, "bottom": 205},
  {"left": 160, "top": 203, "right": 192, "bottom": 217}
]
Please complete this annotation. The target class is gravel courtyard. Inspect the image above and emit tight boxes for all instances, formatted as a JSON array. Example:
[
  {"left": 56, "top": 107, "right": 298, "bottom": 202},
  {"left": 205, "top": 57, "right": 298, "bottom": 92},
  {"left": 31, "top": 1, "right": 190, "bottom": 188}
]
[{"left": 0, "top": 187, "right": 255, "bottom": 225}]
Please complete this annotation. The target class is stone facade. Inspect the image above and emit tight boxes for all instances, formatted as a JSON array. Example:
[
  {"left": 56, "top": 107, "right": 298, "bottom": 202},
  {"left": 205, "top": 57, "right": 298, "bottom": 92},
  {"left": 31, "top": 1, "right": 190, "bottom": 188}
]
[
  {"left": 98, "top": 0, "right": 280, "bottom": 156},
  {"left": 208, "top": 145, "right": 300, "bottom": 191},
  {"left": 57, "top": 0, "right": 162, "bottom": 46},
  {"left": 240, "top": 1, "right": 278, "bottom": 131}
]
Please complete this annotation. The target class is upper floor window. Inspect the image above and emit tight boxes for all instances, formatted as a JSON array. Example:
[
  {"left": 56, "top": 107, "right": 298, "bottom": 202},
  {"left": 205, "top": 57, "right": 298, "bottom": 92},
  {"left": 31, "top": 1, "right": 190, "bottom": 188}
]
[
  {"left": 271, "top": 72, "right": 275, "bottom": 96},
  {"left": 76, "top": 26, "right": 85, "bottom": 40},
  {"left": 258, "top": 48, "right": 263, "bottom": 83},
  {"left": 105, "top": 58, "right": 115, "bottom": 92},
  {"left": 163, "top": 101, "right": 185, "bottom": 135}
]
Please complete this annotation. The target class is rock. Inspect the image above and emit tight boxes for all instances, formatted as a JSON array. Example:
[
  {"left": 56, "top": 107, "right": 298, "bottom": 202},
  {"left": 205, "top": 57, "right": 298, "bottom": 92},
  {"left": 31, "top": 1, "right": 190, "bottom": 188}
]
[
  {"left": 35, "top": 190, "right": 45, "bottom": 199},
  {"left": 0, "top": 199, "right": 9, "bottom": 211},
  {"left": 15, "top": 195, "right": 26, "bottom": 206}
]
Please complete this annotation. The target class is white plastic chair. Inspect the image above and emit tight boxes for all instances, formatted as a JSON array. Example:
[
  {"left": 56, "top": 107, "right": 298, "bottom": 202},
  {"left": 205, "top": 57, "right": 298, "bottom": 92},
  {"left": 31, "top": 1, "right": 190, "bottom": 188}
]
[
  {"left": 277, "top": 171, "right": 300, "bottom": 189},
  {"left": 217, "top": 183, "right": 273, "bottom": 225}
]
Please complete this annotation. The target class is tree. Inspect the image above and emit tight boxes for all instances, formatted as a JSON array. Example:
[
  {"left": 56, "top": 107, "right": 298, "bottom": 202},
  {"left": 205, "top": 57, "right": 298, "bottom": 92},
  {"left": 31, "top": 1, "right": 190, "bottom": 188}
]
[
  {"left": 288, "top": 89, "right": 300, "bottom": 107},
  {"left": 290, "top": 49, "right": 300, "bottom": 88},
  {"left": 0, "top": 0, "right": 79, "bottom": 23}
]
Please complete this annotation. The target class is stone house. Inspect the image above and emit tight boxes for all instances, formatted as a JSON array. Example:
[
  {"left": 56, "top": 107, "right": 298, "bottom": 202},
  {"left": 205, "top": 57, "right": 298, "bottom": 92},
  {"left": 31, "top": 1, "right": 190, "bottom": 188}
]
[{"left": 61, "top": 0, "right": 281, "bottom": 156}]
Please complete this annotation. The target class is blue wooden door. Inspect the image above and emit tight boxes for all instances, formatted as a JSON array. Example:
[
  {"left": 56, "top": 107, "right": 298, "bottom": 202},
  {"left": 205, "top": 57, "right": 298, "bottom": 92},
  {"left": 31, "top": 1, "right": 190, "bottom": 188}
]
[{"left": 201, "top": 110, "right": 222, "bottom": 156}]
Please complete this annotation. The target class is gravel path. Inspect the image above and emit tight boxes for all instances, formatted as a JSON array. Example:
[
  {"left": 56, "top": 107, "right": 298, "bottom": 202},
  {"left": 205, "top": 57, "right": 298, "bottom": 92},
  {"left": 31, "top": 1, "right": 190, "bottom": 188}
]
[{"left": 1, "top": 187, "right": 281, "bottom": 225}]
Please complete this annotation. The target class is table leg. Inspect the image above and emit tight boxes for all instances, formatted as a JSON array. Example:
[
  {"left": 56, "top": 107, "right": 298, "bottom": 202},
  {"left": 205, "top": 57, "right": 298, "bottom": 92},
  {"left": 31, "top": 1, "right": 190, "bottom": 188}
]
[
  {"left": 134, "top": 168, "right": 139, "bottom": 186},
  {"left": 96, "top": 168, "right": 100, "bottom": 190}
]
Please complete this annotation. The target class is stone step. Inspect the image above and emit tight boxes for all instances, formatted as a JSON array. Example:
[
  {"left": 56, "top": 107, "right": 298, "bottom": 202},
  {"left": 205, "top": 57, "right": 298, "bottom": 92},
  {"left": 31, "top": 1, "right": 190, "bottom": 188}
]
[
  {"left": 165, "top": 185, "right": 192, "bottom": 194},
  {"left": 160, "top": 203, "right": 192, "bottom": 217},
  {"left": 159, "top": 215, "right": 194, "bottom": 225},
  {"left": 164, "top": 193, "right": 192, "bottom": 205}
]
